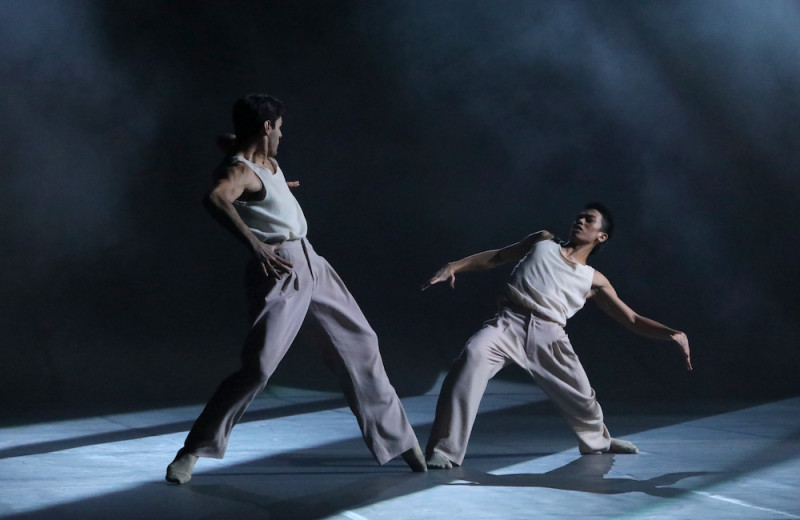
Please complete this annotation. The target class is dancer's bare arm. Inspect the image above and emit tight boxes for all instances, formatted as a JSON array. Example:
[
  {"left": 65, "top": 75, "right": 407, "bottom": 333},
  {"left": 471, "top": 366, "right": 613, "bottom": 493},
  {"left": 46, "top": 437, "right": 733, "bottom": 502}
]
[
  {"left": 589, "top": 271, "right": 693, "bottom": 370},
  {"left": 204, "top": 163, "right": 293, "bottom": 278},
  {"left": 422, "top": 230, "right": 553, "bottom": 290}
]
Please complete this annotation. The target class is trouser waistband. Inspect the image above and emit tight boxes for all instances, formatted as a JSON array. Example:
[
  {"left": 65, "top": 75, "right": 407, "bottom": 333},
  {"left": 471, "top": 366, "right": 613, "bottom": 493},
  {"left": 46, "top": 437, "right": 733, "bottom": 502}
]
[
  {"left": 500, "top": 297, "right": 561, "bottom": 326},
  {"left": 262, "top": 236, "right": 308, "bottom": 248}
]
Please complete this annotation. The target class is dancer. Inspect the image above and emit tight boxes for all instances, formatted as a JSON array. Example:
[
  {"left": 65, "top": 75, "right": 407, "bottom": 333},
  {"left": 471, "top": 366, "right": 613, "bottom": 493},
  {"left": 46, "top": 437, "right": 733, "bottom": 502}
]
[
  {"left": 423, "top": 203, "right": 692, "bottom": 468},
  {"left": 166, "top": 94, "right": 425, "bottom": 484}
]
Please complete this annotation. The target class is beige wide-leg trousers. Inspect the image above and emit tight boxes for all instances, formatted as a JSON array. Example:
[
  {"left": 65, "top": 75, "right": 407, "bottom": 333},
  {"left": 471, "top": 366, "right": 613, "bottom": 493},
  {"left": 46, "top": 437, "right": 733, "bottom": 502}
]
[
  {"left": 426, "top": 306, "right": 611, "bottom": 465},
  {"left": 183, "top": 238, "right": 417, "bottom": 465}
]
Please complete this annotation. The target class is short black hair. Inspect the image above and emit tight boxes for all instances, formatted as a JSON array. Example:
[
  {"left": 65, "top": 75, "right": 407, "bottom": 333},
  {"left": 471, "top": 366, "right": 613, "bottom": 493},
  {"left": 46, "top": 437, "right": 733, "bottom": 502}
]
[
  {"left": 584, "top": 202, "right": 614, "bottom": 254},
  {"left": 232, "top": 94, "right": 284, "bottom": 140}
]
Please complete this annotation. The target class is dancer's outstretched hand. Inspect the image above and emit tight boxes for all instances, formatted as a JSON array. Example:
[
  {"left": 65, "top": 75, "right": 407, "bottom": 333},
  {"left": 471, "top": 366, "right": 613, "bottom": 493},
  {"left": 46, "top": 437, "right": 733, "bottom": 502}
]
[
  {"left": 422, "top": 264, "right": 456, "bottom": 290},
  {"left": 671, "top": 331, "right": 693, "bottom": 371}
]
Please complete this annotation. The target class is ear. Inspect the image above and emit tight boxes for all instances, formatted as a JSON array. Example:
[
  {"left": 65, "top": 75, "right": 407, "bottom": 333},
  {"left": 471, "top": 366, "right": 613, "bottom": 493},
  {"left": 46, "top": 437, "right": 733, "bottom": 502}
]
[
  {"left": 597, "top": 233, "right": 608, "bottom": 243},
  {"left": 262, "top": 120, "right": 272, "bottom": 135}
]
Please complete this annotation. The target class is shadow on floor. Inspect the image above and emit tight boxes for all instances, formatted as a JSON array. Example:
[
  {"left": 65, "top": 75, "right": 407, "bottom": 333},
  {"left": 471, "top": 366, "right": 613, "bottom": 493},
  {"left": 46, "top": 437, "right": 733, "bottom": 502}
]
[{"left": 448, "top": 455, "right": 717, "bottom": 498}]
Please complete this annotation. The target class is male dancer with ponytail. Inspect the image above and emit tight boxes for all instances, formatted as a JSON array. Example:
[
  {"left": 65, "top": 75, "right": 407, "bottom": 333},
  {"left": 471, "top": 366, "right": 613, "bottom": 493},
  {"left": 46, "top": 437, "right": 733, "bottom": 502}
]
[{"left": 166, "top": 94, "right": 425, "bottom": 483}]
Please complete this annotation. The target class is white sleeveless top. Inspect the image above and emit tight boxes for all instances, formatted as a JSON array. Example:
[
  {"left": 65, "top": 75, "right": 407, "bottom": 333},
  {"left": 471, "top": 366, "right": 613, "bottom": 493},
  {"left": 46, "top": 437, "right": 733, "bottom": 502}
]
[
  {"left": 505, "top": 239, "right": 594, "bottom": 326},
  {"left": 231, "top": 156, "right": 308, "bottom": 243}
]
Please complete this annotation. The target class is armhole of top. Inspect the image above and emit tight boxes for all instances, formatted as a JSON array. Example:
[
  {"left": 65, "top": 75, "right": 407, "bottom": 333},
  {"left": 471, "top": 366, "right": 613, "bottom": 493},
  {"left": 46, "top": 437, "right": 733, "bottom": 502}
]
[{"left": 231, "top": 157, "right": 267, "bottom": 202}]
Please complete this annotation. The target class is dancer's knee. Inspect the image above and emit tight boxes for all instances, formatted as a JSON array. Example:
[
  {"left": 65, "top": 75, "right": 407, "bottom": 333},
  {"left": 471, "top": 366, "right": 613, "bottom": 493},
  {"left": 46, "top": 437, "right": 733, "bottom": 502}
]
[
  {"left": 459, "top": 341, "right": 496, "bottom": 369},
  {"left": 236, "top": 360, "right": 272, "bottom": 386}
]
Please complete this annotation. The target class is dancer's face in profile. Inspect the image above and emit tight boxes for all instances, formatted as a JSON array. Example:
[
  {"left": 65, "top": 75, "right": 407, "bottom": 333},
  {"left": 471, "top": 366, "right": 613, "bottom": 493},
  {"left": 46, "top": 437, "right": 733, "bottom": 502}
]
[
  {"left": 267, "top": 117, "right": 283, "bottom": 157},
  {"left": 569, "top": 208, "right": 607, "bottom": 246}
]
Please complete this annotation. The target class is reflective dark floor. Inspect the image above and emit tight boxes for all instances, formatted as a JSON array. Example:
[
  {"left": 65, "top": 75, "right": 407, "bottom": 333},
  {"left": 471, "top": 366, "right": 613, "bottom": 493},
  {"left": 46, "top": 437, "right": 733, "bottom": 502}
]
[{"left": 2, "top": 377, "right": 799, "bottom": 519}]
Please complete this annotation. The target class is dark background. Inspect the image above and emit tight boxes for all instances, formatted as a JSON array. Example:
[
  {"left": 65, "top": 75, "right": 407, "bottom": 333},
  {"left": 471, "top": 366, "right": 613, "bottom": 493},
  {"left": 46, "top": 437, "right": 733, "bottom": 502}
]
[{"left": 2, "top": 0, "right": 798, "bottom": 421}]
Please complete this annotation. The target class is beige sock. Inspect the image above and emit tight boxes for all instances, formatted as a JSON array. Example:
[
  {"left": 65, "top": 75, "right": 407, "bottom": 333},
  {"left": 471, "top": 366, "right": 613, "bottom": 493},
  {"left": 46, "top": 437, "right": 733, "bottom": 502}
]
[
  {"left": 609, "top": 438, "right": 639, "bottom": 454},
  {"left": 165, "top": 449, "right": 198, "bottom": 484}
]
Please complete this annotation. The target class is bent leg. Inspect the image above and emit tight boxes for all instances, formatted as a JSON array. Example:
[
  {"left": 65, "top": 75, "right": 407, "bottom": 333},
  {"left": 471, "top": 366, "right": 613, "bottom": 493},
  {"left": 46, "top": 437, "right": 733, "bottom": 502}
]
[
  {"left": 308, "top": 250, "right": 417, "bottom": 465},
  {"left": 426, "top": 310, "right": 524, "bottom": 467},
  {"left": 524, "top": 318, "right": 611, "bottom": 454}
]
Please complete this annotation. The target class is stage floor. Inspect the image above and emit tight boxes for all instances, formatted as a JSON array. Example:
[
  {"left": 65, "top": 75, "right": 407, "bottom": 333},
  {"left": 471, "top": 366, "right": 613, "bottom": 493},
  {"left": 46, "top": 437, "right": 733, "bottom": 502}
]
[{"left": 1, "top": 377, "right": 799, "bottom": 520}]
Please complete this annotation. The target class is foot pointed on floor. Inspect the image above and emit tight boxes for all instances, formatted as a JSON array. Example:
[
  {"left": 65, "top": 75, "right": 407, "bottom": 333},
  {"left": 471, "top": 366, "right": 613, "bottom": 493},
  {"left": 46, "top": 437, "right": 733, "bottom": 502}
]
[
  {"left": 401, "top": 442, "right": 427, "bottom": 472},
  {"left": 425, "top": 451, "right": 453, "bottom": 470},
  {"left": 608, "top": 438, "right": 639, "bottom": 454},
  {"left": 165, "top": 448, "right": 198, "bottom": 484}
]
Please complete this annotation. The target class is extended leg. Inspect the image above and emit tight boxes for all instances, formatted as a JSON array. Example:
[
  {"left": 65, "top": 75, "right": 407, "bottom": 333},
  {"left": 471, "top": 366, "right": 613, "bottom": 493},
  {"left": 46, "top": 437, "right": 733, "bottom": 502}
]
[
  {"left": 308, "top": 248, "right": 421, "bottom": 468},
  {"left": 425, "top": 311, "right": 521, "bottom": 468},
  {"left": 167, "top": 247, "right": 313, "bottom": 483}
]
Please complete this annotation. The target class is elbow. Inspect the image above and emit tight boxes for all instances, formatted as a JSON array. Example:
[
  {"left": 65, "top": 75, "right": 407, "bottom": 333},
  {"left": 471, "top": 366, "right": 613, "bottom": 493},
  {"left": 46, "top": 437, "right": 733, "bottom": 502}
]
[
  {"left": 623, "top": 313, "right": 640, "bottom": 330},
  {"left": 202, "top": 192, "right": 215, "bottom": 213},
  {"left": 204, "top": 190, "right": 223, "bottom": 208},
  {"left": 487, "top": 250, "right": 506, "bottom": 268}
]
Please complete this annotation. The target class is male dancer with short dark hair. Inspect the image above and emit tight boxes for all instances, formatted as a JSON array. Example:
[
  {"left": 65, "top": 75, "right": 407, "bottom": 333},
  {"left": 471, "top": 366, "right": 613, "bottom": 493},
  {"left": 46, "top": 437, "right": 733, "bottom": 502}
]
[
  {"left": 423, "top": 203, "right": 692, "bottom": 469},
  {"left": 166, "top": 94, "right": 426, "bottom": 484}
]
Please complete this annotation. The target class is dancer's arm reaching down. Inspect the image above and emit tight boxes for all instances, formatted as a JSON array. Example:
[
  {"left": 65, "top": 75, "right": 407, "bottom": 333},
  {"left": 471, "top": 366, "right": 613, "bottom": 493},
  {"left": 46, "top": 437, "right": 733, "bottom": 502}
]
[
  {"left": 589, "top": 271, "right": 693, "bottom": 371},
  {"left": 422, "top": 230, "right": 554, "bottom": 290},
  {"left": 204, "top": 163, "right": 293, "bottom": 278}
]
